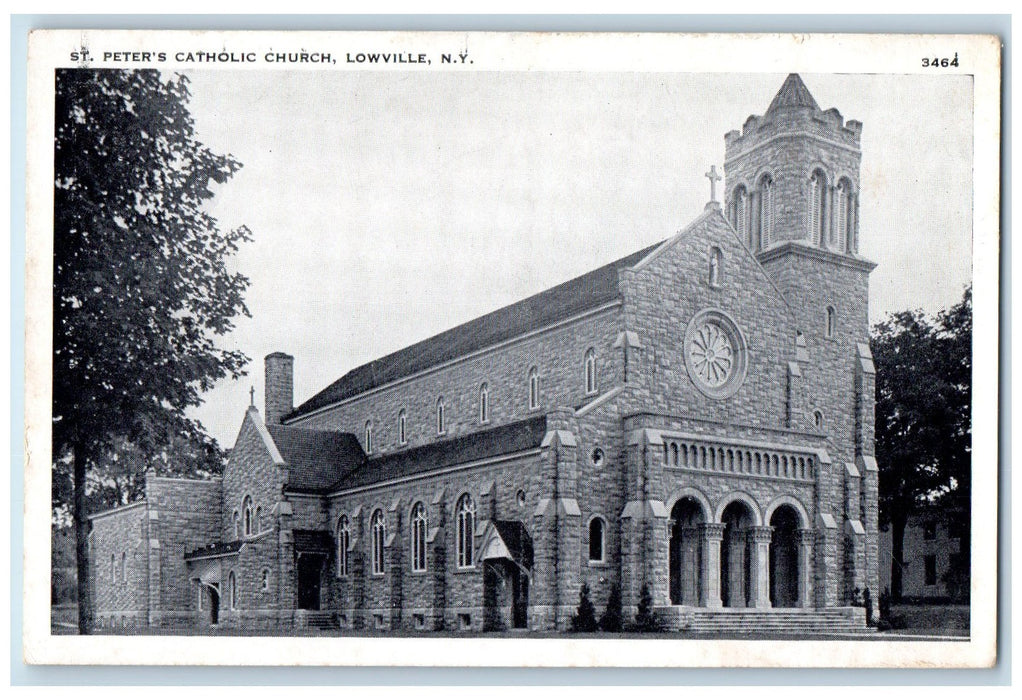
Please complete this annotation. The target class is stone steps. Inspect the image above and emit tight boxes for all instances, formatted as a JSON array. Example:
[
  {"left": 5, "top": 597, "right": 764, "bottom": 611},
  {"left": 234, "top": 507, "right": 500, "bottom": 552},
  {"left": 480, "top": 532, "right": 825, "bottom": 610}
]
[
  {"left": 304, "top": 611, "right": 340, "bottom": 631},
  {"left": 660, "top": 607, "right": 868, "bottom": 635}
]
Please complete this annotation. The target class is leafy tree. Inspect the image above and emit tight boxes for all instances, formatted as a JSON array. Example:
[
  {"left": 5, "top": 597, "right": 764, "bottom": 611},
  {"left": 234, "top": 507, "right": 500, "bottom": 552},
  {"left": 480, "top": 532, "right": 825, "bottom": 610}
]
[
  {"left": 872, "top": 287, "right": 971, "bottom": 600},
  {"left": 53, "top": 69, "right": 251, "bottom": 633},
  {"left": 571, "top": 582, "right": 599, "bottom": 632},
  {"left": 599, "top": 582, "right": 623, "bottom": 632}
]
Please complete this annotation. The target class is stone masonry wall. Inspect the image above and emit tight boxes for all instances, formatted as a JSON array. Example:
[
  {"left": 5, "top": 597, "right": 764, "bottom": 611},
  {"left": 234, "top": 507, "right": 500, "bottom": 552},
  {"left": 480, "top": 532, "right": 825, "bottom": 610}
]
[
  {"left": 145, "top": 477, "right": 222, "bottom": 626},
  {"left": 290, "top": 307, "right": 623, "bottom": 456},
  {"left": 325, "top": 451, "right": 552, "bottom": 632},
  {"left": 619, "top": 209, "right": 806, "bottom": 432},
  {"left": 89, "top": 502, "right": 148, "bottom": 631},
  {"left": 760, "top": 250, "right": 873, "bottom": 605},
  {"left": 724, "top": 105, "right": 862, "bottom": 249},
  {"left": 222, "top": 409, "right": 286, "bottom": 542},
  {"left": 574, "top": 395, "right": 627, "bottom": 615}
]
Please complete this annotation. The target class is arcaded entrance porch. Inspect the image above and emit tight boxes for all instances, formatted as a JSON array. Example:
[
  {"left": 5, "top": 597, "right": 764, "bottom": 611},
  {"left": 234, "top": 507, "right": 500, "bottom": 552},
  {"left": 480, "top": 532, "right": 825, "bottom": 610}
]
[{"left": 666, "top": 492, "right": 815, "bottom": 610}]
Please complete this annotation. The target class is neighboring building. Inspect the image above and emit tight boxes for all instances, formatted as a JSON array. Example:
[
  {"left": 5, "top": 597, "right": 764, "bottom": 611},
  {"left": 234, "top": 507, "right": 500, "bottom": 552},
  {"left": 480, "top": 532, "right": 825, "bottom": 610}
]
[
  {"left": 880, "top": 512, "right": 966, "bottom": 602},
  {"left": 88, "top": 74, "right": 879, "bottom": 634}
]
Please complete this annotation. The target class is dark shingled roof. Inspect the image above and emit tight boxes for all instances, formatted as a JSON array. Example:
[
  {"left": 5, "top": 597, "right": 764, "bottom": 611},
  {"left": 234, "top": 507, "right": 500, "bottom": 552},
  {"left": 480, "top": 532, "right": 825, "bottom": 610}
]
[
  {"left": 286, "top": 242, "right": 661, "bottom": 420},
  {"left": 293, "top": 529, "right": 334, "bottom": 553},
  {"left": 266, "top": 425, "right": 366, "bottom": 492},
  {"left": 184, "top": 540, "right": 242, "bottom": 560},
  {"left": 329, "top": 415, "right": 547, "bottom": 492},
  {"left": 491, "top": 520, "right": 534, "bottom": 570},
  {"left": 766, "top": 73, "right": 820, "bottom": 114}
]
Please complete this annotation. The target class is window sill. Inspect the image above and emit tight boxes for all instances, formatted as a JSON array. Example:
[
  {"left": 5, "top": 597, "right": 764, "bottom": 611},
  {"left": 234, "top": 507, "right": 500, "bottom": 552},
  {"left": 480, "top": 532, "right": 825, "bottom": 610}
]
[
  {"left": 453, "top": 566, "right": 478, "bottom": 575},
  {"left": 588, "top": 560, "right": 610, "bottom": 568}
]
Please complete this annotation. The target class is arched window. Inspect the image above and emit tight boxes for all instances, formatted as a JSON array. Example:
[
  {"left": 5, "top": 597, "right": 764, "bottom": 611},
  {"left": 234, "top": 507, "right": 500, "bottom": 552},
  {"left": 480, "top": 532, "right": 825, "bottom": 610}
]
[
  {"left": 254, "top": 506, "right": 262, "bottom": 533},
  {"left": 260, "top": 569, "right": 269, "bottom": 591},
  {"left": 456, "top": 494, "right": 476, "bottom": 569},
  {"left": 371, "top": 509, "right": 386, "bottom": 575},
  {"left": 708, "top": 247, "right": 723, "bottom": 287},
  {"left": 826, "top": 306, "right": 837, "bottom": 338},
  {"left": 436, "top": 397, "right": 446, "bottom": 435},
  {"left": 411, "top": 502, "right": 428, "bottom": 572},
  {"left": 364, "top": 419, "right": 373, "bottom": 454},
  {"left": 233, "top": 510, "right": 240, "bottom": 539},
  {"left": 588, "top": 517, "right": 606, "bottom": 563},
  {"left": 584, "top": 349, "right": 597, "bottom": 395},
  {"left": 808, "top": 170, "right": 826, "bottom": 246},
  {"left": 228, "top": 571, "right": 237, "bottom": 610},
  {"left": 759, "top": 175, "right": 774, "bottom": 249},
  {"left": 120, "top": 552, "right": 127, "bottom": 583},
  {"left": 336, "top": 515, "right": 350, "bottom": 577},
  {"left": 243, "top": 496, "right": 253, "bottom": 536},
  {"left": 834, "top": 178, "right": 852, "bottom": 253},
  {"left": 479, "top": 383, "right": 489, "bottom": 424},
  {"left": 398, "top": 409, "right": 407, "bottom": 445},
  {"left": 814, "top": 410, "right": 825, "bottom": 430},
  {"left": 111, "top": 554, "right": 116, "bottom": 583},
  {"left": 730, "top": 185, "right": 749, "bottom": 241},
  {"left": 528, "top": 367, "right": 540, "bottom": 410}
]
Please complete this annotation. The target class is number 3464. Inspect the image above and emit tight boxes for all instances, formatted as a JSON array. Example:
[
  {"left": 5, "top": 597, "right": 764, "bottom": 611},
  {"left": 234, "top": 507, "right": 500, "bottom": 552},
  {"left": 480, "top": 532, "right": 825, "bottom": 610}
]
[{"left": 922, "top": 53, "right": 959, "bottom": 68}]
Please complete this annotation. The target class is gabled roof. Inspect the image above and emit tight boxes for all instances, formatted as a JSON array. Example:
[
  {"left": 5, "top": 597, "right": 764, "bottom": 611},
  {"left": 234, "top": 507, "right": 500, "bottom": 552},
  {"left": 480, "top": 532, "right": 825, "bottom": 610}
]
[
  {"left": 329, "top": 415, "right": 547, "bottom": 493},
  {"left": 490, "top": 520, "right": 534, "bottom": 570},
  {"left": 266, "top": 424, "right": 366, "bottom": 492},
  {"left": 765, "top": 73, "right": 820, "bottom": 114},
  {"left": 286, "top": 242, "right": 662, "bottom": 420}
]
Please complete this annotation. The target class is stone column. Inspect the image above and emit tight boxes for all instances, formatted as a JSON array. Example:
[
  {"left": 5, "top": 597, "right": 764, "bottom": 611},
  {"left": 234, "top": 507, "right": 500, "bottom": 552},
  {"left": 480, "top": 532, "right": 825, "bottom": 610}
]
[
  {"left": 680, "top": 527, "right": 701, "bottom": 606},
  {"left": 796, "top": 528, "right": 815, "bottom": 609},
  {"left": 748, "top": 526, "right": 774, "bottom": 609},
  {"left": 699, "top": 524, "right": 724, "bottom": 609}
]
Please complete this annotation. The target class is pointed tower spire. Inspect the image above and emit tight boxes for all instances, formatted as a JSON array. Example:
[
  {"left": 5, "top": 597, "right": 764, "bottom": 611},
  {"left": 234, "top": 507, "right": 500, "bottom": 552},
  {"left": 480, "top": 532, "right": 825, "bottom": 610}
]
[{"left": 765, "top": 73, "right": 820, "bottom": 114}]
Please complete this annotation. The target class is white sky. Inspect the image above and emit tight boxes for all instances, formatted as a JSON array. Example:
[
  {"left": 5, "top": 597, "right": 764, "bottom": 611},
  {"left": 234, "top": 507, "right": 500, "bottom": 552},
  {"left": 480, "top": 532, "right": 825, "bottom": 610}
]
[{"left": 182, "top": 71, "right": 973, "bottom": 448}]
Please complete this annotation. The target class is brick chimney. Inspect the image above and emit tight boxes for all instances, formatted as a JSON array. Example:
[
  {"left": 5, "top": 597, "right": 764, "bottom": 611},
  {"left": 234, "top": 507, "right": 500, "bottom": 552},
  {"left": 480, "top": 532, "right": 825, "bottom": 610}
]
[{"left": 264, "top": 352, "right": 294, "bottom": 425}]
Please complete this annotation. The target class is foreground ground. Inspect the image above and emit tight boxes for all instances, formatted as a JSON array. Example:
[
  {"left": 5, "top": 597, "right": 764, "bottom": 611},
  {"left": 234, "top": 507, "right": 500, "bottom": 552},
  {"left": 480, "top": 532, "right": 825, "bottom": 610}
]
[{"left": 52, "top": 603, "right": 970, "bottom": 640}]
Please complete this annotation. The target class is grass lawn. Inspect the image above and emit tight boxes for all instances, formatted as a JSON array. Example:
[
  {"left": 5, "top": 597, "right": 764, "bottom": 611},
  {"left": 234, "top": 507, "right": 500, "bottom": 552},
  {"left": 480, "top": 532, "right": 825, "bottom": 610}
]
[{"left": 887, "top": 603, "right": 970, "bottom": 636}]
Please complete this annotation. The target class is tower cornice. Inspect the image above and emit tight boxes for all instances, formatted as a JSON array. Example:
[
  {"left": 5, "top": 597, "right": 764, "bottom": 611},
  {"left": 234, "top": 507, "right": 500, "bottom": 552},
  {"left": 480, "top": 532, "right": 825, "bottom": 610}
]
[{"left": 757, "top": 241, "right": 877, "bottom": 273}]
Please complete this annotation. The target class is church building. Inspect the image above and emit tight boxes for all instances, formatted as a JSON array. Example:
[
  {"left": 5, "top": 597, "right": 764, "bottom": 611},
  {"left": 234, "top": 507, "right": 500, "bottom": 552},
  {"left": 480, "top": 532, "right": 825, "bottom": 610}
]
[{"left": 87, "top": 74, "right": 879, "bottom": 635}]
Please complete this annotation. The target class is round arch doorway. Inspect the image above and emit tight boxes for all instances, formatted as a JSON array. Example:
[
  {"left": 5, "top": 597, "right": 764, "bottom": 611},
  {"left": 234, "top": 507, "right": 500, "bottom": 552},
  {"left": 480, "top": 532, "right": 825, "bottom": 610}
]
[
  {"left": 769, "top": 505, "right": 801, "bottom": 608},
  {"left": 669, "top": 498, "right": 707, "bottom": 605},
  {"left": 720, "top": 500, "right": 756, "bottom": 608}
]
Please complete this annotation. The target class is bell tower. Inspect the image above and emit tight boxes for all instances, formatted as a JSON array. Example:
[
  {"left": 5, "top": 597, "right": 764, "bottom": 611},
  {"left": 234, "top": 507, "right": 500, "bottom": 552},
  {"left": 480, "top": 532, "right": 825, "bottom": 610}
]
[
  {"left": 723, "top": 73, "right": 864, "bottom": 255},
  {"left": 723, "top": 74, "right": 879, "bottom": 606}
]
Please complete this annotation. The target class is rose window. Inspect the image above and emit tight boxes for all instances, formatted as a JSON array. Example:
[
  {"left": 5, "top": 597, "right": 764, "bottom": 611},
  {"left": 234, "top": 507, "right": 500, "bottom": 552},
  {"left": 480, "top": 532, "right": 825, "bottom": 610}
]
[
  {"left": 683, "top": 309, "right": 748, "bottom": 399},
  {"left": 688, "top": 322, "right": 734, "bottom": 387}
]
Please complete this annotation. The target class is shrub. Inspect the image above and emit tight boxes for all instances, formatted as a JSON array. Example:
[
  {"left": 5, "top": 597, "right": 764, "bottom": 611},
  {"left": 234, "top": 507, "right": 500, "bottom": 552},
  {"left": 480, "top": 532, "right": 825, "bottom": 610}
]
[
  {"left": 599, "top": 583, "right": 623, "bottom": 632},
  {"left": 863, "top": 587, "right": 874, "bottom": 626},
  {"left": 879, "top": 587, "right": 892, "bottom": 622},
  {"left": 634, "top": 583, "right": 658, "bottom": 632},
  {"left": 571, "top": 582, "right": 599, "bottom": 633}
]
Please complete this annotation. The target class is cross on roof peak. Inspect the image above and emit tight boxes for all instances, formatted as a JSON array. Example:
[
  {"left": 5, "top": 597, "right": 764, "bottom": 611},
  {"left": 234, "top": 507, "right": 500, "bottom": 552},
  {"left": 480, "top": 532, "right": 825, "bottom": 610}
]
[{"left": 705, "top": 165, "right": 722, "bottom": 203}]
